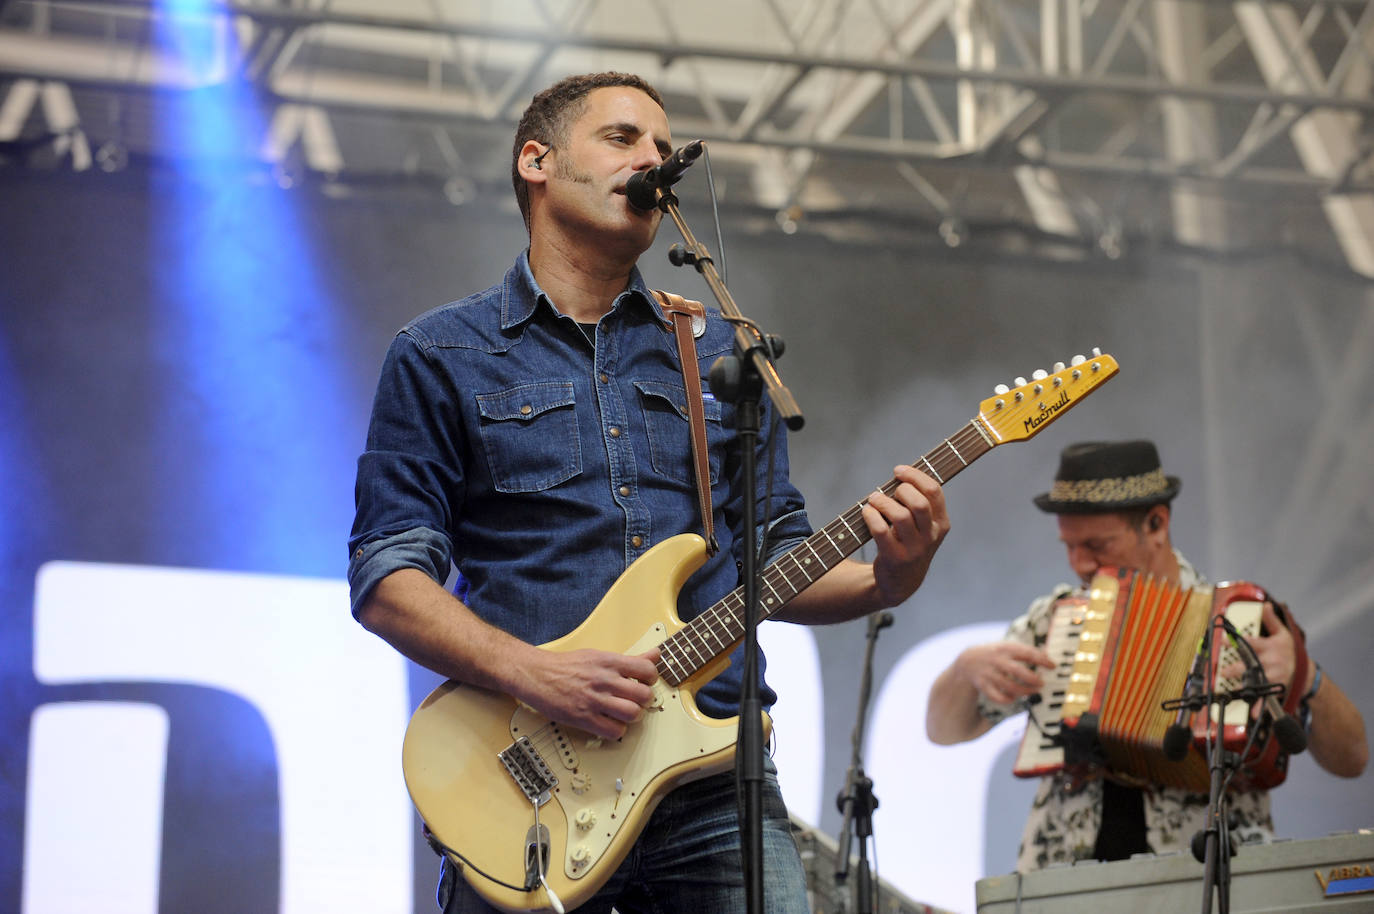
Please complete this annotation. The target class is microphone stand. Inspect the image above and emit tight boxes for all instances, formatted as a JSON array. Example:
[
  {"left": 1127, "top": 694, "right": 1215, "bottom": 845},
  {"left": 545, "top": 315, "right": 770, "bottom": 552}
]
[
  {"left": 1162, "top": 615, "right": 1234, "bottom": 914},
  {"left": 1198, "top": 688, "right": 1235, "bottom": 914},
  {"left": 1190, "top": 616, "right": 1284, "bottom": 914},
  {"left": 645, "top": 176, "right": 803, "bottom": 914},
  {"left": 833, "top": 610, "right": 893, "bottom": 914}
]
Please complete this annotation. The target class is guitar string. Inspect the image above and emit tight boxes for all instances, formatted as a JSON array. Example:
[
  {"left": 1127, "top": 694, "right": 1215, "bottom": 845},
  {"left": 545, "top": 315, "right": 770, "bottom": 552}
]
[
  {"left": 658, "top": 366, "right": 1114, "bottom": 681},
  {"left": 658, "top": 420, "right": 993, "bottom": 684},
  {"left": 611, "top": 371, "right": 1096, "bottom": 683}
]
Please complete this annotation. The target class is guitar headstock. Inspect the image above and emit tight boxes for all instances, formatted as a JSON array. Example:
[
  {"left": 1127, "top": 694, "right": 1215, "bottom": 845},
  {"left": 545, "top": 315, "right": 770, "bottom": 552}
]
[{"left": 979, "top": 350, "right": 1119, "bottom": 443}]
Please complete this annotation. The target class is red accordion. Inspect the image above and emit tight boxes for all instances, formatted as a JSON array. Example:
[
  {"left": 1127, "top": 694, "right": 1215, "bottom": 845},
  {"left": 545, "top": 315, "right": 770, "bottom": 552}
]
[{"left": 1013, "top": 566, "right": 1307, "bottom": 793}]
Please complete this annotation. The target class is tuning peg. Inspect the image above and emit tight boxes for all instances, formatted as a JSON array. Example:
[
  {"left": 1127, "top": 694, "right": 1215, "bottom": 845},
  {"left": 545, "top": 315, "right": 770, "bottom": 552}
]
[
  {"left": 1091, "top": 347, "right": 1102, "bottom": 356},
  {"left": 1032, "top": 369, "right": 1048, "bottom": 380},
  {"left": 1070, "top": 354, "right": 1086, "bottom": 366},
  {"left": 1053, "top": 361, "right": 1066, "bottom": 372},
  {"left": 1014, "top": 376, "right": 1027, "bottom": 387},
  {"left": 994, "top": 383, "right": 1009, "bottom": 395}
]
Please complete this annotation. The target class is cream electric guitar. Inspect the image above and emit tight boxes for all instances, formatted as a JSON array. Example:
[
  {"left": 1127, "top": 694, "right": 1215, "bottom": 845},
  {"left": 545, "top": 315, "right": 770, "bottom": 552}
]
[{"left": 402, "top": 351, "right": 1120, "bottom": 913}]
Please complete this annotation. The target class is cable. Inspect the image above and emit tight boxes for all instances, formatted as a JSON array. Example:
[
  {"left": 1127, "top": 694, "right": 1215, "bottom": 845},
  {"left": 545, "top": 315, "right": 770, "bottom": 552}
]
[
  {"left": 701, "top": 143, "right": 728, "bottom": 285},
  {"left": 422, "top": 827, "right": 533, "bottom": 895}
]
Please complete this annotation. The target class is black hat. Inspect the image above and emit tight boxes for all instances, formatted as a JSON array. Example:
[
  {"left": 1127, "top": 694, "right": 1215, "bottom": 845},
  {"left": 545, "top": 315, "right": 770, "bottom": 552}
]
[{"left": 1033, "top": 440, "right": 1181, "bottom": 514}]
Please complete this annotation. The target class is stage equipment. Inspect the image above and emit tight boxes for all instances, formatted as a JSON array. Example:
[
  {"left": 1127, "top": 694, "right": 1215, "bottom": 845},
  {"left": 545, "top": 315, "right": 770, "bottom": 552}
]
[
  {"left": 834, "top": 610, "right": 894, "bottom": 914},
  {"left": 790, "top": 815, "right": 957, "bottom": 914},
  {"left": 975, "top": 830, "right": 1374, "bottom": 914}
]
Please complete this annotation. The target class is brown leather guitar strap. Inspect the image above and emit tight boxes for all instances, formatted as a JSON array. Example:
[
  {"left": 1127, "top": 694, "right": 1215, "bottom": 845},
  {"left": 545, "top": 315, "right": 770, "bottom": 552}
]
[{"left": 652, "top": 289, "right": 718, "bottom": 556}]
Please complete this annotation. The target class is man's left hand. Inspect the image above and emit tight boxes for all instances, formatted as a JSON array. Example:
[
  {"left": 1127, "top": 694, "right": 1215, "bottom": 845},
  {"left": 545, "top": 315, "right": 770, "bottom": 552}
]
[{"left": 860, "top": 464, "right": 949, "bottom": 607}]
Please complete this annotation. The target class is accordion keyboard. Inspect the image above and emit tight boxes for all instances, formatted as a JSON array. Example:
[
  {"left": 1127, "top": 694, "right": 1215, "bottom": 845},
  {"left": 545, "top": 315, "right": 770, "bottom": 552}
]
[{"left": 1012, "top": 598, "right": 1087, "bottom": 776}]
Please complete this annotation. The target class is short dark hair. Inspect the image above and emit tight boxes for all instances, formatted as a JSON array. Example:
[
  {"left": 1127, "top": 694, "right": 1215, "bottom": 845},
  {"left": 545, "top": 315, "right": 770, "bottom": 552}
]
[
  {"left": 511, "top": 72, "right": 666, "bottom": 233},
  {"left": 1119, "top": 504, "right": 1156, "bottom": 532}
]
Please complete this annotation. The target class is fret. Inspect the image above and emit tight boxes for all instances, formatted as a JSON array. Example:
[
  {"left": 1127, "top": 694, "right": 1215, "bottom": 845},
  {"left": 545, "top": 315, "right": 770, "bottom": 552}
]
[
  {"left": 686, "top": 627, "right": 715, "bottom": 664},
  {"left": 760, "top": 570, "right": 787, "bottom": 606},
  {"left": 776, "top": 557, "right": 809, "bottom": 594},
  {"left": 658, "top": 648, "right": 686, "bottom": 686},
  {"left": 712, "top": 612, "right": 738, "bottom": 648},
  {"left": 692, "top": 612, "right": 719, "bottom": 649},
  {"left": 944, "top": 437, "right": 968, "bottom": 466},
  {"left": 918, "top": 454, "right": 944, "bottom": 483},
  {"left": 797, "top": 540, "right": 823, "bottom": 576},
  {"left": 711, "top": 605, "right": 742, "bottom": 643},
  {"left": 770, "top": 581, "right": 798, "bottom": 609},
  {"left": 932, "top": 443, "right": 958, "bottom": 478},
  {"left": 831, "top": 522, "right": 855, "bottom": 546},
  {"left": 678, "top": 626, "right": 708, "bottom": 662},
  {"left": 969, "top": 417, "right": 995, "bottom": 448},
  {"left": 701, "top": 618, "right": 729, "bottom": 652},
  {"left": 772, "top": 556, "right": 801, "bottom": 592}
]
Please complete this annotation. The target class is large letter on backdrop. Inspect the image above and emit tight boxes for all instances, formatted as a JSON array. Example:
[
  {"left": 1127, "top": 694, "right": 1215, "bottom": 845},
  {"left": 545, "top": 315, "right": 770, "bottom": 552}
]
[{"left": 29, "top": 562, "right": 412, "bottom": 914}]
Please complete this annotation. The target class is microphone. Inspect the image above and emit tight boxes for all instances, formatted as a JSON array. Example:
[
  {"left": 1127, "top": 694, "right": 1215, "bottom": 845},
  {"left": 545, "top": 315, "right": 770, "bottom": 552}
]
[
  {"left": 625, "top": 140, "right": 705, "bottom": 211},
  {"left": 1229, "top": 620, "right": 1307, "bottom": 756},
  {"left": 1267, "top": 694, "right": 1307, "bottom": 754}
]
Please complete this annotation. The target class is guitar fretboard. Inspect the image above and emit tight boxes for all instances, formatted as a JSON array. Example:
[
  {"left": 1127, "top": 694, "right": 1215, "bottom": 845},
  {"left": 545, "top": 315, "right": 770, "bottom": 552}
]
[{"left": 656, "top": 417, "right": 996, "bottom": 687}]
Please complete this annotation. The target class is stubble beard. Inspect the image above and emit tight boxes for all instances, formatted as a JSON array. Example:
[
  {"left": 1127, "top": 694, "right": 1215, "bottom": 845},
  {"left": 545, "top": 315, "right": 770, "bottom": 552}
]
[{"left": 554, "top": 155, "right": 658, "bottom": 253}]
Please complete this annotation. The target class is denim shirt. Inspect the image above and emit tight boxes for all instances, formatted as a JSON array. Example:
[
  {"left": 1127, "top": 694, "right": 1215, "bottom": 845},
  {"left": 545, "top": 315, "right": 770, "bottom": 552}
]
[{"left": 348, "top": 251, "right": 812, "bottom": 716}]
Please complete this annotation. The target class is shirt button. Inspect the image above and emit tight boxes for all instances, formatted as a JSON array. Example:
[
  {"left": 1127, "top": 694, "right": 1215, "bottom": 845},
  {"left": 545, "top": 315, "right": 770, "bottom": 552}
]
[
  {"left": 599, "top": 373, "right": 609, "bottom": 383},
  {"left": 609, "top": 427, "right": 621, "bottom": 437},
  {"left": 520, "top": 405, "right": 532, "bottom": 416},
  {"left": 619, "top": 485, "right": 630, "bottom": 496},
  {"left": 631, "top": 535, "right": 643, "bottom": 548}
]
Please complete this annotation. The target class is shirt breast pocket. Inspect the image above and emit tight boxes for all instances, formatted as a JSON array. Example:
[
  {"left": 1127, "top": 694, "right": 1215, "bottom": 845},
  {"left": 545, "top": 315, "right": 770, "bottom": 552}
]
[
  {"left": 475, "top": 381, "right": 582, "bottom": 493},
  {"left": 636, "top": 379, "right": 724, "bottom": 487}
]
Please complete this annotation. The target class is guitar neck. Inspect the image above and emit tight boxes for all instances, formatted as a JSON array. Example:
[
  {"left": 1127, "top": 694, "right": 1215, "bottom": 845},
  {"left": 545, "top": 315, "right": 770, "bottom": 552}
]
[{"left": 656, "top": 417, "right": 995, "bottom": 686}]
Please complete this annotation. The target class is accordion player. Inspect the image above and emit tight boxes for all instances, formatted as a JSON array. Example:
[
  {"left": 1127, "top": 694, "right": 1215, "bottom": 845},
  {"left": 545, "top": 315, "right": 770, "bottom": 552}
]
[{"left": 1012, "top": 565, "right": 1310, "bottom": 793}]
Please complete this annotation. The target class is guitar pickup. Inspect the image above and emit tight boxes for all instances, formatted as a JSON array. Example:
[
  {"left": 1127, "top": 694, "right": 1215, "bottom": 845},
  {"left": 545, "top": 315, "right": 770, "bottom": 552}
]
[
  {"left": 499, "top": 736, "right": 558, "bottom": 803},
  {"left": 549, "top": 723, "right": 579, "bottom": 770}
]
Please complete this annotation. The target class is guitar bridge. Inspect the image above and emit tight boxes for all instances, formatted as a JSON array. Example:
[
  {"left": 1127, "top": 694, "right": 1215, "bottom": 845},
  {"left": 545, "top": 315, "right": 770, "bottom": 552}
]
[{"left": 499, "top": 736, "right": 558, "bottom": 803}]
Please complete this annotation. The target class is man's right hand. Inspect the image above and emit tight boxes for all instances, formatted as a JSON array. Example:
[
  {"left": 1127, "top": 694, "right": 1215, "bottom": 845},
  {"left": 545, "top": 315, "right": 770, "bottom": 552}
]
[
  {"left": 516, "top": 647, "right": 661, "bottom": 741},
  {"left": 956, "top": 641, "right": 1056, "bottom": 706}
]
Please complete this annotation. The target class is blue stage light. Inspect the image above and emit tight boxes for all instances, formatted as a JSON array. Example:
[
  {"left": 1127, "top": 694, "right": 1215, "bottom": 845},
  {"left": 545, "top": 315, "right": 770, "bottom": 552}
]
[{"left": 146, "top": 0, "right": 359, "bottom": 579}]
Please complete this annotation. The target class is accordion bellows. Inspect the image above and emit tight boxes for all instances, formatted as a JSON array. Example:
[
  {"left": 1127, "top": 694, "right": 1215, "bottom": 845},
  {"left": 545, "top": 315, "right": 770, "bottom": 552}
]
[{"left": 1014, "top": 566, "right": 1294, "bottom": 793}]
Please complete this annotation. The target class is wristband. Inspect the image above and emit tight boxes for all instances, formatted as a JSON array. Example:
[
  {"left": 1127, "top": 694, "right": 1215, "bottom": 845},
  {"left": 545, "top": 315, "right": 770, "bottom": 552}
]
[{"left": 1303, "top": 662, "right": 1323, "bottom": 702}]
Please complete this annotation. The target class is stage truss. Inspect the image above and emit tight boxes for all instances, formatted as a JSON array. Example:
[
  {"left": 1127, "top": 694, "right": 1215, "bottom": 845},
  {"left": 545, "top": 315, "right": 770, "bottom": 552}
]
[{"left": 1, "top": 0, "right": 1372, "bottom": 273}]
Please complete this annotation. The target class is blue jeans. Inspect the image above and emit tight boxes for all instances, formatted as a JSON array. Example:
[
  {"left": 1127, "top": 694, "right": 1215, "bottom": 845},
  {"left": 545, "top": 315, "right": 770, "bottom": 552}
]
[{"left": 438, "top": 763, "right": 809, "bottom": 914}]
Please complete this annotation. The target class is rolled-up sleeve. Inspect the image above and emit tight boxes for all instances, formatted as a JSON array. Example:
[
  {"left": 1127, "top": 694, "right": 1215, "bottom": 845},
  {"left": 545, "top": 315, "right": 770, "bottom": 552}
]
[
  {"left": 347, "top": 328, "right": 467, "bottom": 617},
  {"left": 759, "top": 508, "right": 811, "bottom": 566},
  {"left": 347, "top": 526, "right": 453, "bottom": 618}
]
